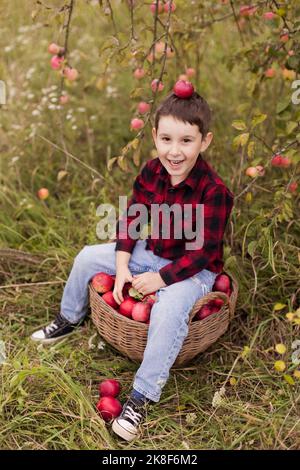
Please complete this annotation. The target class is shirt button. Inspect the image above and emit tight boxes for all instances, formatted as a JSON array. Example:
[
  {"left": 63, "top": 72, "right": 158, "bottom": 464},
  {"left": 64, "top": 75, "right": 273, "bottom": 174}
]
[{"left": 168, "top": 187, "right": 175, "bottom": 192}]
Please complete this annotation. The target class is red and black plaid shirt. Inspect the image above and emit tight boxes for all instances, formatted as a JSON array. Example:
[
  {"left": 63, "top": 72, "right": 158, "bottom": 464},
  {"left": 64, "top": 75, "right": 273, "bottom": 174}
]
[{"left": 115, "top": 153, "right": 234, "bottom": 286}]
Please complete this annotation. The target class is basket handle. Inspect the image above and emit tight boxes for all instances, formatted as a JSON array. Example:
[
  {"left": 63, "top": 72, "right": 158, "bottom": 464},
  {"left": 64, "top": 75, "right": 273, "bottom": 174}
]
[{"left": 188, "top": 291, "right": 230, "bottom": 325}]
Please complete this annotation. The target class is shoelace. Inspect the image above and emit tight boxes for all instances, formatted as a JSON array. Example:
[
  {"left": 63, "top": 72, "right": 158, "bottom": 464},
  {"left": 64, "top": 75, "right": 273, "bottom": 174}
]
[
  {"left": 122, "top": 401, "right": 145, "bottom": 426},
  {"left": 44, "top": 315, "right": 65, "bottom": 335}
]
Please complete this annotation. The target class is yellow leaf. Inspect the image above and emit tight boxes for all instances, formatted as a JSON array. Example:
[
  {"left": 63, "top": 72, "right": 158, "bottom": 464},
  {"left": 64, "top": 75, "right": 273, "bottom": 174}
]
[
  {"left": 241, "top": 346, "right": 251, "bottom": 358},
  {"left": 283, "top": 374, "right": 295, "bottom": 386},
  {"left": 286, "top": 312, "right": 295, "bottom": 321},
  {"left": 229, "top": 377, "right": 237, "bottom": 386},
  {"left": 245, "top": 192, "right": 253, "bottom": 204},
  {"left": 275, "top": 343, "right": 287, "bottom": 355},
  {"left": 293, "top": 370, "right": 300, "bottom": 379},
  {"left": 294, "top": 318, "right": 300, "bottom": 325},
  {"left": 57, "top": 170, "right": 68, "bottom": 182},
  {"left": 107, "top": 157, "right": 118, "bottom": 171},
  {"left": 131, "top": 138, "right": 140, "bottom": 150},
  {"left": 274, "top": 360, "right": 286, "bottom": 372},
  {"left": 273, "top": 303, "right": 287, "bottom": 311},
  {"left": 295, "top": 308, "right": 300, "bottom": 318},
  {"left": 247, "top": 141, "right": 255, "bottom": 158},
  {"left": 117, "top": 156, "right": 128, "bottom": 172},
  {"left": 133, "top": 147, "right": 141, "bottom": 166}
]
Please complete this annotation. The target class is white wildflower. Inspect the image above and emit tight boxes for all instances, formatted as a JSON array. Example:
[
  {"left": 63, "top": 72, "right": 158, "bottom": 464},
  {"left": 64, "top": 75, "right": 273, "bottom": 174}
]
[{"left": 212, "top": 386, "right": 226, "bottom": 408}]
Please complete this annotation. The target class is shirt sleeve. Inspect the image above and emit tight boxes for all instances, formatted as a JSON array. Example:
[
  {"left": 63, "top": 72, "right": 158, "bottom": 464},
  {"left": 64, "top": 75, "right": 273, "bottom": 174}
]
[
  {"left": 158, "top": 185, "right": 234, "bottom": 286},
  {"left": 115, "top": 163, "right": 151, "bottom": 254}
]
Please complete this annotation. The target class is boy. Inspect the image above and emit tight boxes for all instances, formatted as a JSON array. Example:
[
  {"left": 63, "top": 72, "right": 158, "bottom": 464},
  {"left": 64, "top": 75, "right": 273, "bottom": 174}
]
[{"left": 31, "top": 86, "right": 234, "bottom": 442}]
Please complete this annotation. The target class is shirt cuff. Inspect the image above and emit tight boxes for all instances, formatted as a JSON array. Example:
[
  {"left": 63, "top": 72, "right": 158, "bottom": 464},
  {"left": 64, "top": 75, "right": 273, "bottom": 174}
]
[{"left": 115, "top": 239, "right": 137, "bottom": 254}]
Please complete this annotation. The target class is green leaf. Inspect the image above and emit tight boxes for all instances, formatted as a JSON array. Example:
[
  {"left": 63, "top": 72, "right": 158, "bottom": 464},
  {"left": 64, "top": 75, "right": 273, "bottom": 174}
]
[
  {"left": 247, "top": 241, "right": 257, "bottom": 258},
  {"left": 283, "top": 374, "right": 295, "bottom": 386},
  {"left": 286, "top": 121, "right": 298, "bottom": 135},
  {"left": 276, "top": 97, "right": 290, "bottom": 114},
  {"left": 247, "top": 141, "right": 255, "bottom": 158},
  {"left": 232, "top": 133, "right": 249, "bottom": 149},
  {"left": 251, "top": 113, "right": 267, "bottom": 128},
  {"left": 232, "top": 120, "right": 247, "bottom": 131}
]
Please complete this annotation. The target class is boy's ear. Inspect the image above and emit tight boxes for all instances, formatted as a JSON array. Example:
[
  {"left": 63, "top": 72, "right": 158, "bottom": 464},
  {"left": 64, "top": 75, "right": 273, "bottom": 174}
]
[
  {"left": 152, "top": 127, "right": 157, "bottom": 142},
  {"left": 200, "top": 131, "right": 213, "bottom": 152}
]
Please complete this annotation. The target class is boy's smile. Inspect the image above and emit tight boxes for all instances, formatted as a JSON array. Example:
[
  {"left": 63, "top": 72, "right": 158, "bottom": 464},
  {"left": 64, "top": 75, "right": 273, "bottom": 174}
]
[{"left": 152, "top": 115, "right": 213, "bottom": 186}]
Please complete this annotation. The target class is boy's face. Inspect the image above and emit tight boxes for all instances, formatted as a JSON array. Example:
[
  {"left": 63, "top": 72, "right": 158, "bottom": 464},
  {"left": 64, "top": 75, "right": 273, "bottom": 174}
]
[{"left": 152, "top": 115, "right": 213, "bottom": 185}]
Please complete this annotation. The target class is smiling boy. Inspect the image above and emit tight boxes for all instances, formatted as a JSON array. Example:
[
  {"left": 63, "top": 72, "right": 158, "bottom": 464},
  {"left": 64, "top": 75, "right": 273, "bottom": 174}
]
[{"left": 31, "top": 86, "right": 234, "bottom": 442}]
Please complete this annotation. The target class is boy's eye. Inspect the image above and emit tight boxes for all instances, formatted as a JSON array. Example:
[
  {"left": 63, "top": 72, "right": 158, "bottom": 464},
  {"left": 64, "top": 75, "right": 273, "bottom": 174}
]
[{"left": 162, "top": 137, "right": 191, "bottom": 142}]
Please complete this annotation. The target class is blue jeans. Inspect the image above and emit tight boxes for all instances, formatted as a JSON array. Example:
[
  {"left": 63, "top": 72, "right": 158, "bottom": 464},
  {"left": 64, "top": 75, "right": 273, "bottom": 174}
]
[{"left": 61, "top": 239, "right": 218, "bottom": 402}]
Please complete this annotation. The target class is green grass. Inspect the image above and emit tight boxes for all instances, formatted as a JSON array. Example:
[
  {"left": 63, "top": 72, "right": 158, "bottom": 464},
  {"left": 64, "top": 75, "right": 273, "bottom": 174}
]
[{"left": 0, "top": 0, "right": 299, "bottom": 450}]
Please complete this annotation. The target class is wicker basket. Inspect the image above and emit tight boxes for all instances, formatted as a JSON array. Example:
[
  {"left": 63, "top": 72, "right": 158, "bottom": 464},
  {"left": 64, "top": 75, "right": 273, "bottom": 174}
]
[{"left": 89, "top": 272, "right": 238, "bottom": 367}]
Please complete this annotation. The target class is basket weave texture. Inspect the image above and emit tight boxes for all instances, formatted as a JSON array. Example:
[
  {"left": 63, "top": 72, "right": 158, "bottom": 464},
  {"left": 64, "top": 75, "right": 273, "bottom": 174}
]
[{"left": 90, "top": 272, "right": 238, "bottom": 367}]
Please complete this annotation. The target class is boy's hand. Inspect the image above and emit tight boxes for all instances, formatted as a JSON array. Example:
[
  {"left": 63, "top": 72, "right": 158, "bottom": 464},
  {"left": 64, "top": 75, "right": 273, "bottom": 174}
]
[
  {"left": 132, "top": 272, "right": 166, "bottom": 296},
  {"left": 113, "top": 267, "right": 133, "bottom": 305}
]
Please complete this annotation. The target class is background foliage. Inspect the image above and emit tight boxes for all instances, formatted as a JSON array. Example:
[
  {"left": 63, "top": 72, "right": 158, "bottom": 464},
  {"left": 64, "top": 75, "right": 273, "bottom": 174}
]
[{"left": 0, "top": 0, "right": 299, "bottom": 450}]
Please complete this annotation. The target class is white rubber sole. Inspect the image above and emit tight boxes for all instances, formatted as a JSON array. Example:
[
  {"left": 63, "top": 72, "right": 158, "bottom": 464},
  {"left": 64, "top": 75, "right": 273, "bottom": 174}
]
[
  {"left": 112, "top": 419, "right": 139, "bottom": 442},
  {"left": 30, "top": 328, "right": 80, "bottom": 345}
]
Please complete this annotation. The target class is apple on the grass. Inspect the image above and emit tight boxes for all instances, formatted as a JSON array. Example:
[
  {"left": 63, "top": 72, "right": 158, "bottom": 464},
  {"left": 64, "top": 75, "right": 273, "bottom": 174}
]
[
  {"left": 37, "top": 188, "right": 49, "bottom": 200},
  {"left": 99, "top": 379, "right": 121, "bottom": 398},
  {"left": 96, "top": 396, "right": 122, "bottom": 422}
]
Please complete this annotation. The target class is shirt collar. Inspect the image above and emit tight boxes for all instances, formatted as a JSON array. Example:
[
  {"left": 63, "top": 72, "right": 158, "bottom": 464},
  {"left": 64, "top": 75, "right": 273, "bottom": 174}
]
[{"left": 155, "top": 153, "right": 205, "bottom": 190}]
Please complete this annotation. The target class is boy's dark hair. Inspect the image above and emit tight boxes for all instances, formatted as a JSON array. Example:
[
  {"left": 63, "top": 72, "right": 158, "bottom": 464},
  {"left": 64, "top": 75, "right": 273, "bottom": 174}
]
[{"left": 154, "top": 91, "right": 212, "bottom": 139}]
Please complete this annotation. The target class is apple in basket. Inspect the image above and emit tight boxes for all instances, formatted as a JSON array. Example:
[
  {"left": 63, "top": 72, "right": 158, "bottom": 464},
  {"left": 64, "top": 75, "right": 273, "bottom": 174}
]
[
  {"left": 96, "top": 396, "right": 122, "bottom": 422},
  {"left": 213, "top": 273, "right": 232, "bottom": 296},
  {"left": 102, "top": 291, "right": 119, "bottom": 309},
  {"left": 118, "top": 297, "right": 137, "bottom": 318},
  {"left": 132, "top": 302, "right": 151, "bottom": 323},
  {"left": 92, "top": 272, "right": 114, "bottom": 293}
]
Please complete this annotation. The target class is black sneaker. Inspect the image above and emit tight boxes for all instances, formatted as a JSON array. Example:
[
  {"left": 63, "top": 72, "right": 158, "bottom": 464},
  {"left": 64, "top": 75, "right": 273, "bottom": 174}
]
[
  {"left": 30, "top": 313, "right": 84, "bottom": 344},
  {"left": 112, "top": 397, "right": 149, "bottom": 442}
]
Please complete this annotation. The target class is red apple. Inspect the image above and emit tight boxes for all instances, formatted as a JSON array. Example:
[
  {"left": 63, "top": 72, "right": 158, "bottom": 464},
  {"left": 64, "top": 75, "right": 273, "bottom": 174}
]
[
  {"left": 63, "top": 67, "right": 79, "bottom": 81},
  {"left": 164, "top": 1, "right": 176, "bottom": 13},
  {"left": 150, "top": 1, "right": 163, "bottom": 14},
  {"left": 37, "top": 188, "right": 49, "bottom": 200},
  {"left": 151, "top": 79, "right": 164, "bottom": 93},
  {"left": 173, "top": 80, "right": 194, "bottom": 98},
  {"left": 239, "top": 5, "right": 257, "bottom": 17},
  {"left": 99, "top": 379, "right": 121, "bottom": 398},
  {"left": 195, "top": 304, "right": 212, "bottom": 320},
  {"left": 263, "top": 12, "right": 275, "bottom": 20},
  {"left": 137, "top": 102, "right": 150, "bottom": 114},
  {"left": 213, "top": 274, "right": 231, "bottom": 293},
  {"left": 288, "top": 181, "right": 298, "bottom": 193},
  {"left": 132, "top": 302, "right": 151, "bottom": 322},
  {"left": 265, "top": 68, "right": 276, "bottom": 78},
  {"left": 142, "top": 293, "right": 156, "bottom": 306},
  {"left": 119, "top": 298, "right": 137, "bottom": 318},
  {"left": 96, "top": 396, "right": 122, "bottom": 422},
  {"left": 102, "top": 291, "right": 119, "bottom": 309},
  {"left": 255, "top": 165, "right": 265, "bottom": 176},
  {"left": 212, "top": 298, "right": 225, "bottom": 308},
  {"left": 245, "top": 167, "right": 258, "bottom": 178},
  {"left": 92, "top": 272, "right": 114, "bottom": 294},
  {"left": 50, "top": 55, "right": 64, "bottom": 70},
  {"left": 59, "top": 94, "right": 69, "bottom": 105},
  {"left": 186, "top": 67, "right": 196, "bottom": 78},
  {"left": 130, "top": 118, "right": 144, "bottom": 130},
  {"left": 133, "top": 68, "right": 145, "bottom": 79},
  {"left": 48, "top": 43, "right": 61, "bottom": 55}
]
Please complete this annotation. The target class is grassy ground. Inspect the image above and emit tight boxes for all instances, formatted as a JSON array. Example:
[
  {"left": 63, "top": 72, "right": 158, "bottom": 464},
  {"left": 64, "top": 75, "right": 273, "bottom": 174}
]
[{"left": 0, "top": 0, "right": 299, "bottom": 450}]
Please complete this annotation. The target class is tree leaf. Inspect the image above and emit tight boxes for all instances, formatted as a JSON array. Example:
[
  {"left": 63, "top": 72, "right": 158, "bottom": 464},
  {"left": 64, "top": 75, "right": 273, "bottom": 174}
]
[
  {"left": 232, "top": 120, "right": 247, "bottom": 131},
  {"left": 57, "top": 170, "right": 68, "bottom": 182},
  {"left": 247, "top": 240, "right": 257, "bottom": 258},
  {"left": 247, "top": 141, "right": 255, "bottom": 158},
  {"left": 251, "top": 113, "right": 267, "bottom": 128},
  {"left": 283, "top": 374, "right": 295, "bottom": 386},
  {"left": 107, "top": 157, "right": 118, "bottom": 171}
]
